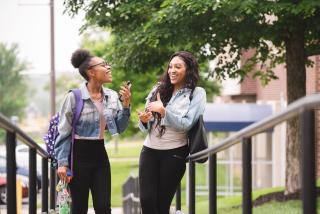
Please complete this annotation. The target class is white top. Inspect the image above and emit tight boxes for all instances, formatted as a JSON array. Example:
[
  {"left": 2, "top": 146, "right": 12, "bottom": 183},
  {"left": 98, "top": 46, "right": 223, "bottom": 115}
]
[{"left": 144, "top": 124, "right": 188, "bottom": 150}]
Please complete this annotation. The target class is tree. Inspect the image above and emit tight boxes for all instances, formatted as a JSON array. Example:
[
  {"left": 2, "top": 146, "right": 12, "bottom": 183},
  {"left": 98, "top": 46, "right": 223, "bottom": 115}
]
[
  {"left": 0, "top": 43, "right": 28, "bottom": 118},
  {"left": 0, "top": 43, "right": 29, "bottom": 144},
  {"left": 62, "top": 0, "right": 320, "bottom": 193}
]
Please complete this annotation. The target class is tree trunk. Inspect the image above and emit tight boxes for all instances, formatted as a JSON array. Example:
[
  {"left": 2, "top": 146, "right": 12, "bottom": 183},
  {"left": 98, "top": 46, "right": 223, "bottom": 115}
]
[{"left": 284, "top": 17, "right": 306, "bottom": 194}]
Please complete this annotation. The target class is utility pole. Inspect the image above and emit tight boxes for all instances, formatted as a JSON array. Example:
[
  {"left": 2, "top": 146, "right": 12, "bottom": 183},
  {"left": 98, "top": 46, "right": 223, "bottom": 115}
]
[
  {"left": 50, "top": 0, "right": 56, "bottom": 116},
  {"left": 49, "top": 0, "right": 56, "bottom": 211}
]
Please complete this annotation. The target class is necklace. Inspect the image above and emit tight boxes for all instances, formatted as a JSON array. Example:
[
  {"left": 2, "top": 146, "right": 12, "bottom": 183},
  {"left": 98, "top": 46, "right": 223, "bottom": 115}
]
[{"left": 90, "top": 93, "right": 103, "bottom": 102}]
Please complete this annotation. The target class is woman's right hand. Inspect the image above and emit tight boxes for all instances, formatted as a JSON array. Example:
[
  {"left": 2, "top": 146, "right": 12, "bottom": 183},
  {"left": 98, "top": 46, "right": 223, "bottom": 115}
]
[
  {"left": 138, "top": 111, "right": 153, "bottom": 123},
  {"left": 57, "top": 166, "right": 70, "bottom": 182}
]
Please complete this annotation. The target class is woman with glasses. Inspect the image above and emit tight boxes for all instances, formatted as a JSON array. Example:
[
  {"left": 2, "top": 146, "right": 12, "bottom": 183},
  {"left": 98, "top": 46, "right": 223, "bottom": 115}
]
[{"left": 55, "top": 49, "right": 131, "bottom": 214}]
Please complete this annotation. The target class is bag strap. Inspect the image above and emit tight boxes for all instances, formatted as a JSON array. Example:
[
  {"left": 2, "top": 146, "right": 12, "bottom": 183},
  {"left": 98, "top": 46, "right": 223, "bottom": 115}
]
[
  {"left": 189, "top": 88, "right": 195, "bottom": 101},
  {"left": 70, "top": 89, "right": 84, "bottom": 174}
]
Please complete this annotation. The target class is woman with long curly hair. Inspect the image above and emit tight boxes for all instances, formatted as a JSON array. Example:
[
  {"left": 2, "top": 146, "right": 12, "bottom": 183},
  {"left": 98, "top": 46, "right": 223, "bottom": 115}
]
[{"left": 138, "top": 51, "right": 206, "bottom": 214}]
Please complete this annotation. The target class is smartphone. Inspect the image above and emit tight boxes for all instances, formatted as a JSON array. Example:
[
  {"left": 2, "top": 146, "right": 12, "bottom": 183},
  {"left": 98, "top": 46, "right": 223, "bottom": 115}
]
[
  {"left": 119, "top": 80, "right": 131, "bottom": 102},
  {"left": 126, "top": 80, "right": 132, "bottom": 90}
]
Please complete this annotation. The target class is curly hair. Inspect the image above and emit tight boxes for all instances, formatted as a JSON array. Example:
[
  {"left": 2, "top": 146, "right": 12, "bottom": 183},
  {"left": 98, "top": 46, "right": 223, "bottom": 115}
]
[
  {"left": 150, "top": 51, "right": 200, "bottom": 136},
  {"left": 71, "top": 49, "right": 93, "bottom": 81}
]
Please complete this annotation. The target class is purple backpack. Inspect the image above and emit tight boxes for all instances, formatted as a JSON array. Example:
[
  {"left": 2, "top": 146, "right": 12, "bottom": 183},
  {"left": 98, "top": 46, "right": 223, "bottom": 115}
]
[{"left": 43, "top": 89, "right": 84, "bottom": 168}]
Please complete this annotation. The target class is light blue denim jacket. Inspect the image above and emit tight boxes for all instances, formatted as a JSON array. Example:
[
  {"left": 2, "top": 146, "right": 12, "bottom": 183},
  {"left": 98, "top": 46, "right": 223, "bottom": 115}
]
[
  {"left": 55, "top": 83, "right": 130, "bottom": 167},
  {"left": 138, "top": 85, "right": 206, "bottom": 132}
]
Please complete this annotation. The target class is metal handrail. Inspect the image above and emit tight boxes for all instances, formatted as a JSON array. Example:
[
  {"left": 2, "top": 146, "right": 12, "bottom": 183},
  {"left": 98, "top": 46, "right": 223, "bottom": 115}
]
[
  {"left": 0, "top": 113, "right": 53, "bottom": 214},
  {"left": 187, "top": 93, "right": 320, "bottom": 162},
  {"left": 0, "top": 113, "right": 48, "bottom": 157},
  {"left": 182, "top": 93, "right": 320, "bottom": 214}
]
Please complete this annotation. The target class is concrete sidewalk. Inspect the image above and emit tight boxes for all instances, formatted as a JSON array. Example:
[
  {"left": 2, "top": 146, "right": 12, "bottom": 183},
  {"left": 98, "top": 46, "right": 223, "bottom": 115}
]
[
  {"left": 88, "top": 207, "right": 123, "bottom": 214},
  {"left": 3, "top": 206, "right": 124, "bottom": 214}
]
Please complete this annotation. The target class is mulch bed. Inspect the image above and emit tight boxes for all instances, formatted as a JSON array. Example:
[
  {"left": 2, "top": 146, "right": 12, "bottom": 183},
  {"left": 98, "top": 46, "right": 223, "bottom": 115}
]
[
  {"left": 231, "top": 187, "right": 320, "bottom": 209},
  {"left": 253, "top": 187, "right": 320, "bottom": 207}
]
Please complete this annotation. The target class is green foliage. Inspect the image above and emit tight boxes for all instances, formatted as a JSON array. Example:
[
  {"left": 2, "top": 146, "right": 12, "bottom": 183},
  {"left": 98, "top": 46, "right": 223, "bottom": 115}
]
[
  {"left": 0, "top": 43, "right": 28, "bottom": 118},
  {"left": 63, "top": 0, "right": 320, "bottom": 84},
  {"left": 0, "top": 130, "right": 4, "bottom": 144},
  {"left": 64, "top": 1, "right": 221, "bottom": 86}
]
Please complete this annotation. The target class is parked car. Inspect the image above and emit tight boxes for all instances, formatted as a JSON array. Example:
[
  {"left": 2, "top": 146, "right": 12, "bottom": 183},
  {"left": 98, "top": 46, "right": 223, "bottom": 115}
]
[
  {"left": 0, "top": 155, "right": 42, "bottom": 190},
  {"left": 15, "top": 144, "right": 45, "bottom": 176},
  {"left": 0, "top": 175, "right": 6, "bottom": 204},
  {"left": 0, "top": 175, "right": 29, "bottom": 204}
]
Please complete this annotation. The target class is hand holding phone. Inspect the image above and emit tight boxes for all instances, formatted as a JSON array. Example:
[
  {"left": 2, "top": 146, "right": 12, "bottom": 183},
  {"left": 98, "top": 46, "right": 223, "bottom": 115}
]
[{"left": 119, "top": 81, "right": 131, "bottom": 107}]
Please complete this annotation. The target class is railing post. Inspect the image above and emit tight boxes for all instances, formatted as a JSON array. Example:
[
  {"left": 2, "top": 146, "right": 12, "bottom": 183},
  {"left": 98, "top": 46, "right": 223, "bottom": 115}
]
[
  {"left": 42, "top": 158, "right": 49, "bottom": 213},
  {"left": 176, "top": 182, "right": 181, "bottom": 211},
  {"left": 188, "top": 161, "right": 195, "bottom": 214},
  {"left": 209, "top": 154, "right": 217, "bottom": 214},
  {"left": 6, "top": 131, "right": 17, "bottom": 214},
  {"left": 29, "top": 147, "right": 37, "bottom": 214},
  {"left": 242, "top": 137, "right": 252, "bottom": 214},
  {"left": 50, "top": 167, "right": 56, "bottom": 210},
  {"left": 300, "top": 109, "right": 316, "bottom": 214}
]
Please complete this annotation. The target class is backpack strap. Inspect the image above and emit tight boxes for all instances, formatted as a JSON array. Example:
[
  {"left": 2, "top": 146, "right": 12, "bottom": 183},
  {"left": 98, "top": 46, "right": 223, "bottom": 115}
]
[
  {"left": 70, "top": 89, "right": 84, "bottom": 174},
  {"left": 71, "top": 89, "right": 84, "bottom": 128}
]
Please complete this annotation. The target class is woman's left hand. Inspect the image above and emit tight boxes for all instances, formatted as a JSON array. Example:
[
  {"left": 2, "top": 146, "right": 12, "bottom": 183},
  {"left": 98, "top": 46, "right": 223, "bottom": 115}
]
[
  {"left": 147, "top": 93, "right": 165, "bottom": 117},
  {"left": 119, "top": 85, "right": 131, "bottom": 108}
]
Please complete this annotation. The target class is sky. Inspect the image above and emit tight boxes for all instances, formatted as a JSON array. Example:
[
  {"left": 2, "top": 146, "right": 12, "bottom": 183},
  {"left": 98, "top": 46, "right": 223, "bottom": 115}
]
[
  {"left": 0, "top": 0, "right": 88, "bottom": 118},
  {"left": 0, "top": 0, "right": 84, "bottom": 75}
]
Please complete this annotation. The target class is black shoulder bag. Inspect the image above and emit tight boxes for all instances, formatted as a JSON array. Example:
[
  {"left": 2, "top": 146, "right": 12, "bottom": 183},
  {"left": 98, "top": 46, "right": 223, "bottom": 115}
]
[{"left": 187, "top": 89, "right": 208, "bottom": 163}]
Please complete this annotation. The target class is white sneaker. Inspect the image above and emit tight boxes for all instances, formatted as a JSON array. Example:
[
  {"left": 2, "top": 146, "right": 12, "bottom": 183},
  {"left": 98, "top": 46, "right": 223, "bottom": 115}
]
[{"left": 176, "top": 210, "right": 185, "bottom": 214}]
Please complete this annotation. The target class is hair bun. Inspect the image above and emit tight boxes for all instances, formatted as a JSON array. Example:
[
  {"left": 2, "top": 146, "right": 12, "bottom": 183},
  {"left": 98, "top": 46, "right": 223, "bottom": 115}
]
[{"left": 71, "top": 49, "right": 91, "bottom": 68}]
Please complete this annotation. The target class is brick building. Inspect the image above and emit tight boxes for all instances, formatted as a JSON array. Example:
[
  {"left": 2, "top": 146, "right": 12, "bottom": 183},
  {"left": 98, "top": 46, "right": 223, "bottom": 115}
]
[{"left": 215, "top": 53, "right": 320, "bottom": 191}]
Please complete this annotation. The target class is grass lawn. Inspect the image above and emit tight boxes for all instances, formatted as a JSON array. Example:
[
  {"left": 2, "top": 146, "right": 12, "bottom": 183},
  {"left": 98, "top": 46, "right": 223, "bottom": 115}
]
[
  {"left": 198, "top": 198, "right": 307, "bottom": 214},
  {"left": 181, "top": 188, "right": 320, "bottom": 214},
  {"left": 106, "top": 140, "right": 143, "bottom": 158}
]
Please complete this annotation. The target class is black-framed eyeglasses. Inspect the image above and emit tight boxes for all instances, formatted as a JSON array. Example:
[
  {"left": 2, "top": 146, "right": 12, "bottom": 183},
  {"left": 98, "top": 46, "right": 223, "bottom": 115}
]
[{"left": 88, "top": 61, "right": 110, "bottom": 69}]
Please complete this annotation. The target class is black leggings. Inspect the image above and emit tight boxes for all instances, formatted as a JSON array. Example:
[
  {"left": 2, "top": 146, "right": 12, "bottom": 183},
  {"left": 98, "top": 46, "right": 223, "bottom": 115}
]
[
  {"left": 139, "top": 145, "right": 189, "bottom": 214},
  {"left": 69, "top": 139, "right": 111, "bottom": 214}
]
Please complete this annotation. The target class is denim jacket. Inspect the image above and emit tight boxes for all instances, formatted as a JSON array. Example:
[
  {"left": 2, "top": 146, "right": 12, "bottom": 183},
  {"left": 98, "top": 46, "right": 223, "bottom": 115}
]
[
  {"left": 138, "top": 85, "right": 206, "bottom": 132},
  {"left": 55, "top": 83, "right": 131, "bottom": 167}
]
